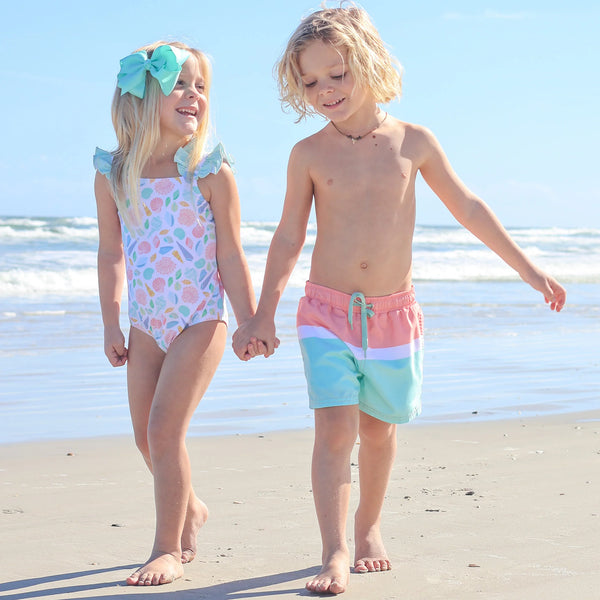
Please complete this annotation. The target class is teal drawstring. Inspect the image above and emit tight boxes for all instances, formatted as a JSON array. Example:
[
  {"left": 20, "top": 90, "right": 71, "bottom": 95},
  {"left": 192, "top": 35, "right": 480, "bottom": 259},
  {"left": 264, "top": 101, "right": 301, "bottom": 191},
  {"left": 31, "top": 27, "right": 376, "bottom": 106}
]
[{"left": 348, "top": 292, "right": 374, "bottom": 357}]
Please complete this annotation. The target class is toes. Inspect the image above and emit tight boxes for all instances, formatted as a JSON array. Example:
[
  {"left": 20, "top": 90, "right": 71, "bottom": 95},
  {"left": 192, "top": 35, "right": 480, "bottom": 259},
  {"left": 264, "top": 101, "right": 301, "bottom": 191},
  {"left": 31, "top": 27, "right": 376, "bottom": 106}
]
[
  {"left": 134, "top": 572, "right": 174, "bottom": 586},
  {"left": 354, "top": 558, "right": 391, "bottom": 573},
  {"left": 159, "top": 573, "right": 175, "bottom": 585},
  {"left": 329, "top": 578, "right": 346, "bottom": 594},
  {"left": 126, "top": 560, "right": 180, "bottom": 586},
  {"left": 355, "top": 558, "right": 377, "bottom": 573},
  {"left": 306, "top": 578, "right": 327, "bottom": 593},
  {"left": 181, "top": 549, "right": 195, "bottom": 564},
  {"left": 354, "top": 559, "right": 369, "bottom": 573},
  {"left": 306, "top": 576, "right": 346, "bottom": 595}
]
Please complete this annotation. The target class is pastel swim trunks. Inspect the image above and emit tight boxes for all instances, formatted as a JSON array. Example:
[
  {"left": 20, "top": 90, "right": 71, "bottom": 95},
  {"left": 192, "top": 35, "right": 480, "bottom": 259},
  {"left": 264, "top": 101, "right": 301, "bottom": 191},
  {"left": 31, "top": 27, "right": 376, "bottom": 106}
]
[{"left": 297, "top": 281, "right": 424, "bottom": 424}]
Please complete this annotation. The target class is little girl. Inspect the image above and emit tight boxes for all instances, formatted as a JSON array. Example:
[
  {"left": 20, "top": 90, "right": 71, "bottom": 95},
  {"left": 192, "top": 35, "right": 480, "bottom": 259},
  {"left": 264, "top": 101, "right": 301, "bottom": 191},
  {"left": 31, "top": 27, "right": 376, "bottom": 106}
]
[{"left": 94, "top": 41, "right": 259, "bottom": 586}]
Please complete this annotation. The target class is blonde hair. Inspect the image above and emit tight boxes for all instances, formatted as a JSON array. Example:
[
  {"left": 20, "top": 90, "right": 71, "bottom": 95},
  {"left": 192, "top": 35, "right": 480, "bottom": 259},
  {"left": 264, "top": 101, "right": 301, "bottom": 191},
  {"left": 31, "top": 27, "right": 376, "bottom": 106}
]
[
  {"left": 276, "top": 4, "right": 402, "bottom": 120},
  {"left": 109, "top": 41, "right": 212, "bottom": 230}
]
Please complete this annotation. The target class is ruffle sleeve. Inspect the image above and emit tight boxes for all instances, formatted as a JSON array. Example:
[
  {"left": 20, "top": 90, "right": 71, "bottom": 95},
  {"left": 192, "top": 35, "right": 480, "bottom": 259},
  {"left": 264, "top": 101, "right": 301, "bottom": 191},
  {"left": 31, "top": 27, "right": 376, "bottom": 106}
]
[
  {"left": 93, "top": 147, "right": 114, "bottom": 178},
  {"left": 174, "top": 142, "right": 235, "bottom": 179}
]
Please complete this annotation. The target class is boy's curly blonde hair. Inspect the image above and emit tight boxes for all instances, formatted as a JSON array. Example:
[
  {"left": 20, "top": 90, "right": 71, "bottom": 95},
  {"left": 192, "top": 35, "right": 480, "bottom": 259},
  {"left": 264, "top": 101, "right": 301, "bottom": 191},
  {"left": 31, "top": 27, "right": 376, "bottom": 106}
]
[{"left": 276, "top": 4, "right": 403, "bottom": 120}]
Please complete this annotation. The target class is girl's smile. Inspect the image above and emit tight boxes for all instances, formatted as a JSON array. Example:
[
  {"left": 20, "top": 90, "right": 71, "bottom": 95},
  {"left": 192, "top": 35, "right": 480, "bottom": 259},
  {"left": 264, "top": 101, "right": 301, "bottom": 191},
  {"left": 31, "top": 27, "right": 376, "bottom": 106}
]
[
  {"left": 160, "top": 55, "right": 207, "bottom": 146},
  {"left": 176, "top": 107, "right": 198, "bottom": 117}
]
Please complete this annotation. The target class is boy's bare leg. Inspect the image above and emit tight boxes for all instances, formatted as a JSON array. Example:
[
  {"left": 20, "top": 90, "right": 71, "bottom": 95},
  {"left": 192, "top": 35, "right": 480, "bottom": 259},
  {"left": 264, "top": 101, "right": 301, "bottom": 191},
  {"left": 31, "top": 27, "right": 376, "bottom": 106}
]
[
  {"left": 125, "top": 322, "right": 226, "bottom": 585},
  {"left": 306, "top": 405, "right": 359, "bottom": 595},
  {"left": 354, "top": 411, "right": 396, "bottom": 573}
]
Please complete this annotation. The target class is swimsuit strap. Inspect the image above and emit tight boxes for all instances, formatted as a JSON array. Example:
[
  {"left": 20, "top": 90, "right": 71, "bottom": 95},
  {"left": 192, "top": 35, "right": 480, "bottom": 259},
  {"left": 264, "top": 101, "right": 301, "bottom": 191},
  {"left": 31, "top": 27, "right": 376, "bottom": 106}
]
[{"left": 348, "top": 292, "right": 374, "bottom": 357}]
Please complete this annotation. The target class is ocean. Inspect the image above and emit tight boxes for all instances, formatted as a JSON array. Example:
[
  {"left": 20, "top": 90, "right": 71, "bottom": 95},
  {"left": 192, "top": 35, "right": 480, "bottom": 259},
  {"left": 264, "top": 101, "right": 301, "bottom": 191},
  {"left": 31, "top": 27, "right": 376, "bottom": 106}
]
[{"left": 1, "top": 216, "right": 598, "bottom": 444}]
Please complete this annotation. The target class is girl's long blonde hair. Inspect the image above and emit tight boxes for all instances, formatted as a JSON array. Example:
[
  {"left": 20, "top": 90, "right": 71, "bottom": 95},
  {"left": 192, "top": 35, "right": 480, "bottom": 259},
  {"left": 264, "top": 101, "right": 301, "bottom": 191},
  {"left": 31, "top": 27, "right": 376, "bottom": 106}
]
[
  {"left": 276, "top": 5, "right": 403, "bottom": 121},
  {"left": 109, "top": 41, "right": 212, "bottom": 231}
]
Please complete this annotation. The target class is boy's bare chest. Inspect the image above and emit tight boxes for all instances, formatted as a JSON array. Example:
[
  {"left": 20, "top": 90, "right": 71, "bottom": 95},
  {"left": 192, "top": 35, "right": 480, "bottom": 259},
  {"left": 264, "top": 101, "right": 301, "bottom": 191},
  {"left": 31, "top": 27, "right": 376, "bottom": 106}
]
[{"left": 310, "top": 144, "right": 414, "bottom": 200}]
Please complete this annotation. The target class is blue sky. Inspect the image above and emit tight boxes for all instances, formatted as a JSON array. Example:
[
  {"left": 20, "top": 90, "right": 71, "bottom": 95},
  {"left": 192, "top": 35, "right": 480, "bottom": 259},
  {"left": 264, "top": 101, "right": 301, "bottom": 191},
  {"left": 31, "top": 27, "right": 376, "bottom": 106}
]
[{"left": 2, "top": 0, "right": 598, "bottom": 227}]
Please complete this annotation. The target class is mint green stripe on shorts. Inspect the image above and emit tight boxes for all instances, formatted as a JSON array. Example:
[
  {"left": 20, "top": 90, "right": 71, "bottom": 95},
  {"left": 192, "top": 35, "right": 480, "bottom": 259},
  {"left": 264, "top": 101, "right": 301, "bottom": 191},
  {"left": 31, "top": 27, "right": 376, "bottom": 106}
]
[{"left": 298, "top": 332, "right": 423, "bottom": 424}]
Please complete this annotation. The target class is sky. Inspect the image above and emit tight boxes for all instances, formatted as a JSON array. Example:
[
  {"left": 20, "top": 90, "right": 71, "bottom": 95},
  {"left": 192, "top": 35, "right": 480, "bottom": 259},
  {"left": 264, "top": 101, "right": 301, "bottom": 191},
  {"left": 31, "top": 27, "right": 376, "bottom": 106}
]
[{"left": 1, "top": 0, "right": 599, "bottom": 227}]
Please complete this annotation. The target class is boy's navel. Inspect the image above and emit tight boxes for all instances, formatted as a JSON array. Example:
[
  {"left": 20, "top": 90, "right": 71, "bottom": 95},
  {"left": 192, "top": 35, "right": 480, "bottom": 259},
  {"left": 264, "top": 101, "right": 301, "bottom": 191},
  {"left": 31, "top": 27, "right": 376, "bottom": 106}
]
[
  {"left": 360, "top": 262, "right": 368, "bottom": 270},
  {"left": 327, "top": 178, "right": 334, "bottom": 186}
]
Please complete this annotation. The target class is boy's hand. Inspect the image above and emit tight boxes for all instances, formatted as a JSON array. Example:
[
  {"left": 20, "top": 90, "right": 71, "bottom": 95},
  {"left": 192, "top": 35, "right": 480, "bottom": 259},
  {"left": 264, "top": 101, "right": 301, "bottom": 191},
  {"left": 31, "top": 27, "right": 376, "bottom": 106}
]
[
  {"left": 525, "top": 269, "right": 566, "bottom": 312},
  {"left": 542, "top": 277, "right": 567, "bottom": 312}
]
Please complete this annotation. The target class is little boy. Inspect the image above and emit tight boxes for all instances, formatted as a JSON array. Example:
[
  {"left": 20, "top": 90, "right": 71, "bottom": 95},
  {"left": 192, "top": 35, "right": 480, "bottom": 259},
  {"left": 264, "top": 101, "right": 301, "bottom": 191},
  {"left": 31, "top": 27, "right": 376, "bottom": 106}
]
[{"left": 233, "top": 6, "right": 565, "bottom": 595}]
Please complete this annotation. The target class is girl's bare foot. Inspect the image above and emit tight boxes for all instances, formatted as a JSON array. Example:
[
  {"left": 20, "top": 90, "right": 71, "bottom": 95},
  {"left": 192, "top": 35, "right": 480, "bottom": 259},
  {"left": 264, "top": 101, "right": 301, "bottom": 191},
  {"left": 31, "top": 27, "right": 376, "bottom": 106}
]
[
  {"left": 306, "top": 549, "right": 349, "bottom": 595},
  {"left": 126, "top": 552, "right": 183, "bottom": 586},
  {"left": 181, "top": 496, "right": 209, "bottom": 564},
  {"left": 354, "top": 527, "right": 391, "bottom": 573}
]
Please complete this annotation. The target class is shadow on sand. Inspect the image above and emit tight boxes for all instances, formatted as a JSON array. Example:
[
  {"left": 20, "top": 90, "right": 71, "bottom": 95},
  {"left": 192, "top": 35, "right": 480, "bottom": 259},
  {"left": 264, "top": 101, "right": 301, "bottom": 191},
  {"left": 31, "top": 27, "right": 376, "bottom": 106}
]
[{"left": 0, "top": 563, "right": 322, "bottom": 599}]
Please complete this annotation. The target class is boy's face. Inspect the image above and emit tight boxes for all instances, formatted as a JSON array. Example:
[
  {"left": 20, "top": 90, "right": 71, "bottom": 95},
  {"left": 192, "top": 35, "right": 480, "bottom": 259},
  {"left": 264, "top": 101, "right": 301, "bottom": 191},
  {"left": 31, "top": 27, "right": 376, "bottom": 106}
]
[{"left": 298, "top": 40, "right": 368, "bottom": 121}]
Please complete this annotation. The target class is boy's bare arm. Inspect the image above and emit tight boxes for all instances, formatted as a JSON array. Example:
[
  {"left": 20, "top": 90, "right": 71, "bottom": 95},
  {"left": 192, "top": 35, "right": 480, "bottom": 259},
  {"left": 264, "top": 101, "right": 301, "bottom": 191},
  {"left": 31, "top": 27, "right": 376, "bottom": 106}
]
[
  {"left": 232, "top": 143, "right": 314, "bottom": 359},
  {"left": 418, "top": 127, "right": 566, "bottom": 311}
]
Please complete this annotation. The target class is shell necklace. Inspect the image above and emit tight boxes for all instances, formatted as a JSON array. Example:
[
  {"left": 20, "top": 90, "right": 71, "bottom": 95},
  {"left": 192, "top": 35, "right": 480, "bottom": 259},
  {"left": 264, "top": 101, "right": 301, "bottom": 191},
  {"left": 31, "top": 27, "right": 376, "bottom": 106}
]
[{"left": 330, "top": 111, "right": 388, "bottom": 144}]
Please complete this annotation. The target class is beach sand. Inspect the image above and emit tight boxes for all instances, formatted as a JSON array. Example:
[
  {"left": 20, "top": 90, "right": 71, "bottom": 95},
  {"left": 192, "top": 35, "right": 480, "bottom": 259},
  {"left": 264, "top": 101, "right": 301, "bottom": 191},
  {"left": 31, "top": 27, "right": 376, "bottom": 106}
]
[{"left": 1, "top": 411, "right": 599, "bottom": 599}]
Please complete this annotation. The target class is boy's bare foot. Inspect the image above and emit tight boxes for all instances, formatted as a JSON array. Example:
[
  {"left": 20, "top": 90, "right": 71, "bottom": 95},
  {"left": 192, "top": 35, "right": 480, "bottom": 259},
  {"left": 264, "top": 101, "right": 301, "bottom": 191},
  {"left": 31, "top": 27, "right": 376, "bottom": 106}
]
[
  {"left": 181, "top": 496, "right": 209, "bottom": 564},
  {"left": 306, "top": 549, "right": 349, "bottom": 595},
  {"left": 354, "top": 528, "right": 391, "bottom": 573},
  {"left": 126, "top": 552, "right": 183, "bottom": 586}
]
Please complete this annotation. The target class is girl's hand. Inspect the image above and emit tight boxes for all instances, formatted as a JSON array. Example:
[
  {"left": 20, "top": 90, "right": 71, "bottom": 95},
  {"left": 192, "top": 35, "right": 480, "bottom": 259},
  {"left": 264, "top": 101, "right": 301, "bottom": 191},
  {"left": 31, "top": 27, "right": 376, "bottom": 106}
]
[{"left": 104, "top": 326, "right": 128, "bottom": 367}]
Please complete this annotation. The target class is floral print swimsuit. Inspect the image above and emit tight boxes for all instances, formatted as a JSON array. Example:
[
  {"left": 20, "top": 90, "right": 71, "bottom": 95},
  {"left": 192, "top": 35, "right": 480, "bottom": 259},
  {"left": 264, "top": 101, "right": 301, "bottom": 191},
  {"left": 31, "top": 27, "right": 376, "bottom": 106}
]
[{"left": 94, "top": 143, "right": 230, "bottom": 351}]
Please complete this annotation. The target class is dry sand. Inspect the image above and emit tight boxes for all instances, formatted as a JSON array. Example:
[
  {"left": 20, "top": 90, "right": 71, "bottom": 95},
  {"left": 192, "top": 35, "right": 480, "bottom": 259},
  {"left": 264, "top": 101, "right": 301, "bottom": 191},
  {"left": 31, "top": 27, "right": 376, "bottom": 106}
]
[{"left": 1, "top": 411, "right": 599, "bottom": 599}]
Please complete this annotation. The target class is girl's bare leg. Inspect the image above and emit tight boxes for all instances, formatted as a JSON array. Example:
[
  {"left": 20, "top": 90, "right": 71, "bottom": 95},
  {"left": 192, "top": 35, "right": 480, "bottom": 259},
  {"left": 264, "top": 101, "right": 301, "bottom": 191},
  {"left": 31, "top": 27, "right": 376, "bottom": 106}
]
[
  {"left": 180, "top": 490, "right": 209, "bottom": 564},
  {"left": 306, "top": 405, "right": 359, "bottom": 595},
  {"left": 125, "top": 322, "right": 226, "bottom": 585},
  {"left": 126, "top": 328, "right": 208, "bottom": 564},
  {"left": 354, "top": 411, "right": 396, "bottom": 573}
]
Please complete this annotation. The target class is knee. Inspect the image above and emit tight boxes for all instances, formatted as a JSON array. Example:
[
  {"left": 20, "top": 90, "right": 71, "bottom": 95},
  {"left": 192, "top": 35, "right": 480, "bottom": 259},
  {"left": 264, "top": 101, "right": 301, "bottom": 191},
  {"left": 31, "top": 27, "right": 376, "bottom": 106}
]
[
  {"left": 359, "top": 415, "right": 396, "bottom": 449},
  {"left": 133, "top": 430, "right": 151, "bottom": 463},
  {"left": 325, "top": 429, "right": 356, "bottom": 455},
  {"left": 314, "top": 408, "right": 358, "bottom": 454},
  {"left": 146, "top": 416, "right": 185, "bottom": 461},
  {"left": 146, "top": 420, "right": 170, "bottom": 458}
]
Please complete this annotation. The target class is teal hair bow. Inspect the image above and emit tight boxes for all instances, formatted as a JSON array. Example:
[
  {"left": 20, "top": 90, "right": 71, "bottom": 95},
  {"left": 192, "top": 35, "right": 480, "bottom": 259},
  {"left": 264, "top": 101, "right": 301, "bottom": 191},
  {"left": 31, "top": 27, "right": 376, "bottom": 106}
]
[{"left": 117, "top": 44, "right": 190, "bottom": 99}]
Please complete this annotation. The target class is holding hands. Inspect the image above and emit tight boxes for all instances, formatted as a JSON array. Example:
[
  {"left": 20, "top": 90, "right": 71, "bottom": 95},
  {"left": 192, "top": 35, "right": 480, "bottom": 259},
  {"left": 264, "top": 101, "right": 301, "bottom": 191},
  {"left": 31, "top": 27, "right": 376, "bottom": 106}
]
[{"left": 232, "top": 315, "right": 280, "bottom": 361}]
